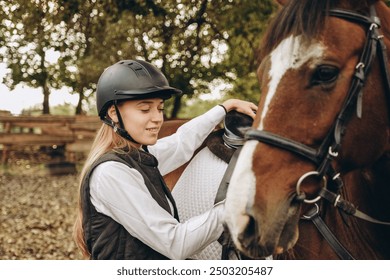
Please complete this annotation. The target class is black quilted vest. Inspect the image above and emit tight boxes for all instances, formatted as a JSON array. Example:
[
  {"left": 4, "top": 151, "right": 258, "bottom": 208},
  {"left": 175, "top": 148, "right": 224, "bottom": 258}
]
[{"left": 81, "top": 148, "right": 179, "bottom": 259}]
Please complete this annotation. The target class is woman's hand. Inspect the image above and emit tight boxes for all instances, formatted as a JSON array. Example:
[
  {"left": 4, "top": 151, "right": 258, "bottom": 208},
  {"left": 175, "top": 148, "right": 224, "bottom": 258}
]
[{"left": 221, "top": 99, "right": 258, "bottom": 119}]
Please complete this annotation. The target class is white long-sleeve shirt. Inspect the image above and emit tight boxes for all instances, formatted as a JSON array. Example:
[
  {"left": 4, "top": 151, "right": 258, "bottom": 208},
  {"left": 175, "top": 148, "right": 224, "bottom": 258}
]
[{"left": 89, "top": 105, "right": 226, "bottom": 259}]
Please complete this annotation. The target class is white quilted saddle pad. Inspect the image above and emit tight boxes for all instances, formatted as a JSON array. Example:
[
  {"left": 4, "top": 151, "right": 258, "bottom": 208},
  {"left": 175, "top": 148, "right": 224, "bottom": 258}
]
[{"left": 172, "top": 147, "right": 228, "bottom": 260}]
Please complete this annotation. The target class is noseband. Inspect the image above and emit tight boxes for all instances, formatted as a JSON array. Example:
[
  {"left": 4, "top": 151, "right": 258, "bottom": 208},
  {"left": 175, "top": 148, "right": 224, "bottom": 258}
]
[{"left": 245, "top": 5, "right": 390, "bottom": 259}]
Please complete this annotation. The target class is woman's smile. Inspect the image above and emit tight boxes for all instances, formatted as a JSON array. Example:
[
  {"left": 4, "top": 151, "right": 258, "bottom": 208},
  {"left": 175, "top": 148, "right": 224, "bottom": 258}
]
[{"left": 146, "top": 127, "right": 160, "bottom": 133}]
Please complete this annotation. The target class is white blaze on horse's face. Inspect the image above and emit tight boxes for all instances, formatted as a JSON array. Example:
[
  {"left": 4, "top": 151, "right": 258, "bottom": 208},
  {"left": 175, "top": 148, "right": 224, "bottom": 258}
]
[
  {"left": 224, "top": 141, "right": 258, "bottom": 252},
  {"left": 260, "top": 35, "right": 326, "bottom": 130},
  {"left": 224, "top": 35, "right": 326, "bottom": 252}
]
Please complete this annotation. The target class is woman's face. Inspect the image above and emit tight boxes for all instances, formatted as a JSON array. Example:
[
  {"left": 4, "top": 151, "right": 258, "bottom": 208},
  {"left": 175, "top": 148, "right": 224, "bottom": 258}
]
[{"left": 109, "top": 98, "right": 165, "bottom": 147}]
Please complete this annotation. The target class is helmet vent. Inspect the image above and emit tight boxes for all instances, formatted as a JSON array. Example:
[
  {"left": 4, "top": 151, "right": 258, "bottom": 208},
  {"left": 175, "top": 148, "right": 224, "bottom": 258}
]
[{"left": 128, "top": 63, "right": 150, "bottom": 78}]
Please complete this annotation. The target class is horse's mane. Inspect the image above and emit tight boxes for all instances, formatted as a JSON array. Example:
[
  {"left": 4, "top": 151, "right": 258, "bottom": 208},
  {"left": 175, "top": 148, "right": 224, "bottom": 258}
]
[{"left": 258, "top": 0, "right": 373, "bottom": 63}]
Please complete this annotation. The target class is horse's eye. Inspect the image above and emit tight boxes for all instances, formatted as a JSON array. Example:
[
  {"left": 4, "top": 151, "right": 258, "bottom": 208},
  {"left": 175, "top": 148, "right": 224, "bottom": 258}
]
[{"left": 311, "top": 65, "right": 339, "bottom": 86}]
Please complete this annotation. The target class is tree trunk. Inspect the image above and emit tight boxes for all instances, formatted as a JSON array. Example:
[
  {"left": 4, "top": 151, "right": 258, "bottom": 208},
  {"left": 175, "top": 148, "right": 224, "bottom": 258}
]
[
  {"left": 42, "top": 83, "right": 50, "bottom": 115},
  {"left": 170, "top": 95, "right": 182, "bottom": 119},
  {"left": 75, "top": 91, "right": 84, "bottom": 115}
]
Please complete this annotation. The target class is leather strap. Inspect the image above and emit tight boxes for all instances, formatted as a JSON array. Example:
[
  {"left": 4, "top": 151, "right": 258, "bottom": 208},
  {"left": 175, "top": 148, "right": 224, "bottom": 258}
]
[
  {"left": 302, "top": 206, "right": 355, "bottom": 260},
  {"left": 214, "top": 147, "right": 243, "bottom": 260},
  {"left": 320, "top": 188, "right": 390, "bottom": 226},
  {"left": 245, "top": 130, "right": 321, "bottom": 164},
  {"left": 214, "top": 147, "right": 242, "bottom": 204}
]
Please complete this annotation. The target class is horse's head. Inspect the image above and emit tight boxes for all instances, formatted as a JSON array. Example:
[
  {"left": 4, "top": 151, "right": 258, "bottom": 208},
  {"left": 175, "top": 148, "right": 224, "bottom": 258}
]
[{"left": 225, "top": 0, "right": 390, "bottom": 258}]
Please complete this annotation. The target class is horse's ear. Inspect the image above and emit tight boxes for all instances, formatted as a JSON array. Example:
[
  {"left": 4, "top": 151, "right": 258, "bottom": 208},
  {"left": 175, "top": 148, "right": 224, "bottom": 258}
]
[{"left": 275, "top": 0, "right": 289, "bottom": 6}]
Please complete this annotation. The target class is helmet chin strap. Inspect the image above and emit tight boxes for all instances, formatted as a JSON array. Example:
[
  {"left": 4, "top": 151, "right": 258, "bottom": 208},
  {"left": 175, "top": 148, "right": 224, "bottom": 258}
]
[{"left": 103, "top": 100, "right": 140, "bottom": 145}]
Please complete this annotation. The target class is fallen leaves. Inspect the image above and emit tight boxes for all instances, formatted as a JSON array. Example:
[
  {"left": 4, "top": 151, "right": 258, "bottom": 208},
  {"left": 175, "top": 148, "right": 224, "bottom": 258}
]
[{"left": 0, "top": 173, "right": 84, "bottom": 259}]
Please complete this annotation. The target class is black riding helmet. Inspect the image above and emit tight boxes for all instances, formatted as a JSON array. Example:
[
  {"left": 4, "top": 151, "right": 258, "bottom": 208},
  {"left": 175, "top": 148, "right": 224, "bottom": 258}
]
[
  {"left": 96, "top": 59, "right": 182, "bottom": 143},
  {"left": 97, "top": 59, "right": 182, "bottom": 119}
]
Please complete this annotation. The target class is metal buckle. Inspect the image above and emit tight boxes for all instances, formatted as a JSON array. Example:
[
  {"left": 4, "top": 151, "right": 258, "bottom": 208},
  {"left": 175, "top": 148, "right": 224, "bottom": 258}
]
[
  {"left": 355, "top": 62, "right": 365, "bottom": 70},
  {"left": 369, "top": 22, "right": 379, "bottom": 31},
  {"left": 302, "top": 203, "right": 320, "bottom": 220},
  {"left": 296, "top": 171, "right": 327, "bottom": 204},
  {"left": 328, "top": 146, "right": 339, "bottom": 158}
]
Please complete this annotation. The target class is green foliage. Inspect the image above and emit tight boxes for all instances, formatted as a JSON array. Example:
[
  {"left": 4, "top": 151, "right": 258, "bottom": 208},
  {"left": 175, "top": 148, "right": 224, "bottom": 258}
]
[
  {"left": 177, "top": 96, "right": 222, "bottom": 119},
  {"left": 211, "top": 0, "right": 276, "bottom": 111},
  {"left": 7, "top": 0, "right": 390, "bottom": 117},
  {"left": 1, "top": 0, "right": 70, "bottom": 114},
  {"left": 1, "top": 0, "right": 276, "bottom": 117},
  {"left": 50, "top": 103, "right": 77, "bottom": 115},
  {"left": 20, "top": 104, "right": 43, "bottom": 116}
]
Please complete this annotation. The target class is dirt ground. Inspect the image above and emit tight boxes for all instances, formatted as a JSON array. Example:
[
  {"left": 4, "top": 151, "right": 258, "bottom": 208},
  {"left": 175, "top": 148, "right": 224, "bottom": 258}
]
[{"left": 0, "top": 160, "right": 84, "bottom": 260}]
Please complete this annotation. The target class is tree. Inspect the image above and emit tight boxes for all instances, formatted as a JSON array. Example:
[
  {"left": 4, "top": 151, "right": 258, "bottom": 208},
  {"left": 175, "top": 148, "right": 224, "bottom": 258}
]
[
  {"left": 1, "top": 0, "right": 69, "bottom": 114},
  {"left": 4, "top": 0, "right": 388, "bottom": 117},
  {"left": 98, "top": 0, "right": 276, "bottom": 118},
  {"left": 55, "top": 0, "right": 103, "bottom": 115},
  {"left": 1, "top": 0, "right": 276, "bottom": 117},
  {"left": 214, "top": 0, "right": 276, "bottom": 104}
]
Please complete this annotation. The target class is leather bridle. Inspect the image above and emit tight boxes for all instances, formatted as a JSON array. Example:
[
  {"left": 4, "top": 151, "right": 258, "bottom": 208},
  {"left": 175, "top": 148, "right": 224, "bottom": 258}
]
[{"left": 244, "top": 5, "right": 390, "bottom": 259}]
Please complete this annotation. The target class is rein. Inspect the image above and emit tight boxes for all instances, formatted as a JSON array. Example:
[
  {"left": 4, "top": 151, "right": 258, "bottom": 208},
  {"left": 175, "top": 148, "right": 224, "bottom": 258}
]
[
  {"left": 245, "top": 5, "right": 390, "bottom": 259},
  {"left": 214, "top": 147, "right": 243, "bottom": 260}
]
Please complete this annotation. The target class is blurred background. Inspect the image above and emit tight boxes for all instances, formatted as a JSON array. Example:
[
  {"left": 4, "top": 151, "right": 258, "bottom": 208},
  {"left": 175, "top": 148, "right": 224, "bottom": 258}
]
[
  {"left": 0, "top": 0, "right": 277, "bottom": 260},
  {"left": 0, "top": 0, "right": 278, "bottom": 118}
]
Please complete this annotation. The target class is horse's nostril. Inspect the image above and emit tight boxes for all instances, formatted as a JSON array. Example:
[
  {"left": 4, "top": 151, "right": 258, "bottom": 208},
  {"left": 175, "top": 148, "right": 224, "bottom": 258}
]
[{"left": 237, "top": 215, "right": 259, "bottom": 249}]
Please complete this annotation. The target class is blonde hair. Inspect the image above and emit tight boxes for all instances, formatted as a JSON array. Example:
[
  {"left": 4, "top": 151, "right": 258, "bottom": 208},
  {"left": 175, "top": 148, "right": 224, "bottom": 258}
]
[{"left": 73, "top": 123, "right": 135, "bottom": 258}]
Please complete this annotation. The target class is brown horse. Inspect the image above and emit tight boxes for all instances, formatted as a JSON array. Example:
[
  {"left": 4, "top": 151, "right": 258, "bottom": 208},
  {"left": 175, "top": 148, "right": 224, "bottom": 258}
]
[
  {"left": 160, "top": 118, "right": 221, "bottom": 190},
  {"left": 225, "top": 0, "right": 390, "bottom": 259},
  {"left": 159, "top": 119, "right": 190, "bottom": 189}
]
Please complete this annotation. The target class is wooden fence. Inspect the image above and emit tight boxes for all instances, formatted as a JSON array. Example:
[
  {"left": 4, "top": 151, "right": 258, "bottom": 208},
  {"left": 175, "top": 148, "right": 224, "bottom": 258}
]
[
  {"left": 0, "top": 113, "right": 187, "bottom": 174},
  {"left": 0, "top": 113, "right": 101, "bottom": 173}
]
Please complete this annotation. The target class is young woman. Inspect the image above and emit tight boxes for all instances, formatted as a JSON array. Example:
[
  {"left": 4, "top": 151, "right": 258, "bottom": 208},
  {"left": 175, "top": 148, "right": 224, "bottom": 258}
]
[{"left": 73, "top": 59, "right": 257, "bottom": 260}]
